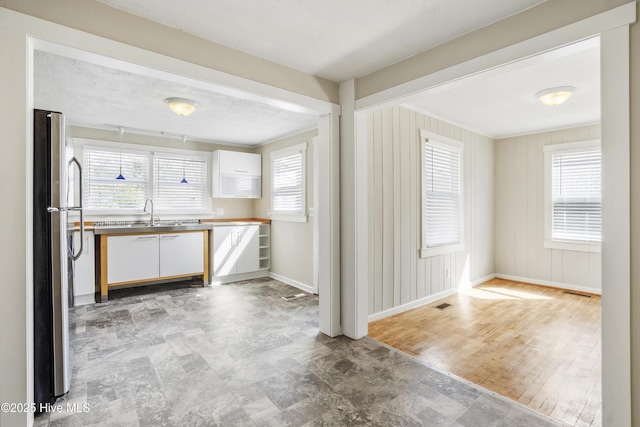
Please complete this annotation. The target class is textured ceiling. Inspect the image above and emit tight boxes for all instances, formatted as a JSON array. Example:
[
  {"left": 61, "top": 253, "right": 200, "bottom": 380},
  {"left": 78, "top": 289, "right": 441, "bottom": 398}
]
[
  {"left": 96, "top": 0, "right": 545, "bottom": 82},
  {"left": 34, "top": 51, "right": 319, "bottom": 145}
]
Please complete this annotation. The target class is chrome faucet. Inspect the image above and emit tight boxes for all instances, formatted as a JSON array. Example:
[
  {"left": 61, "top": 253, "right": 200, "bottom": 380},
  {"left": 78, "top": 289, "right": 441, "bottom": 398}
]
[{"left": 143, "top": 198, "right": 155, "bottom": 226}]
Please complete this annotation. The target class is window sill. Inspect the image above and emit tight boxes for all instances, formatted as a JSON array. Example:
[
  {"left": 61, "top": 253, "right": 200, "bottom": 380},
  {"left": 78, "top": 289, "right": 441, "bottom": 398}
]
[
  {"left": 544, "top": 239, "right": 601, "bottom": 253},
  {"left": 420, "top": 243, "right": 465, "bottom": 258},
  {"left": 269, "top": 213, "right": 308, "bottom": 223}
]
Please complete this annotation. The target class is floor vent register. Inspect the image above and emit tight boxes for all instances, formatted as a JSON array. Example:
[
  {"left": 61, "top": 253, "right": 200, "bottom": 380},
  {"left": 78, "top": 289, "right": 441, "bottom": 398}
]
[{"left": 282, "top": 293, "right": 307, "bottom": 301}]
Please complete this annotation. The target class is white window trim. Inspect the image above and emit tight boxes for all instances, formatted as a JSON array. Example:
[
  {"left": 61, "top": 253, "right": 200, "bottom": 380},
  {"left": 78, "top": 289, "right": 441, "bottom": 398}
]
[
  {"left": 543, "top": 139, "right": 601, "bottom": 253},
  {"left": 269, "top": 142, "right": 308, "bottom": 223},
  {"left": 419, "top": 130, "right": 465, "bottom": 258},
  {"left": 74, "top": 138, "right": 211, "bottom": 215}
]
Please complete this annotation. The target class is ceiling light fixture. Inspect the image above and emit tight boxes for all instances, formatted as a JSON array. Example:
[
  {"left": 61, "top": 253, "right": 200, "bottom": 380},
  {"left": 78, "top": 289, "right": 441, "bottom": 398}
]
[
  {"left": 164, "top": 97, "right": 198, "bottom": 116},
  {"left": 536, "top": 86, "right": 575, "bottom": 106}
]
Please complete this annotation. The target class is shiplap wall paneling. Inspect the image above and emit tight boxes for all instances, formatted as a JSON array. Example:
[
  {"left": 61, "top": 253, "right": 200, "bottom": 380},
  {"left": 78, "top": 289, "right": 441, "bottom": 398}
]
[
  {"left": 494, "top": 125, "right": 602, "bottom": 293},
  {"left": 367, "top": 106, "right": 495, "bottom": 317},
  {"left": 382, "top": 108, "right": 394, "bottom": 310},
  {"left": 399, "top": 106, "right": 411, "bottom": 305},
  {"left": 367, "top": 111, "right": 374, "bottom": 314}
]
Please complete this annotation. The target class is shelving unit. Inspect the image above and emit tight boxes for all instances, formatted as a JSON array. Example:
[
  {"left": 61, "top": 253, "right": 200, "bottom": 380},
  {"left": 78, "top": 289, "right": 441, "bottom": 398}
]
[{"left": 258, "top": 223, "right": 270, "bottom": 270}]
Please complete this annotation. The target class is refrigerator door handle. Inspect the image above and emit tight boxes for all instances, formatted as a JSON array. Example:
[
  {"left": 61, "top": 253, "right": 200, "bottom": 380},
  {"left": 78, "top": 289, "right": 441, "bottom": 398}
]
[{"left": 68, "top": 157, "right": 84, "bottom": 261}]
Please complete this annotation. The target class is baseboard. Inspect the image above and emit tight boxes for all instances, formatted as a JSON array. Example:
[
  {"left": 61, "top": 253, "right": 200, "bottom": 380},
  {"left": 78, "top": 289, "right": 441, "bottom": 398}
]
[
  {"left": 368, "top": 287, "right": 458, "bottom": 322},
  {"left": 495, "top": 273, "right": 601, "bottom": 296},
  {"left": 74, "top": 294, "right": 95, "bottom": 306},
  {"left": 367, "top": 274, "right": 498, "bottom": 323},
  {"left": 211, "top": 270, "right": 268, "bottom": 285},
  {"left": 467, "top": 273, "right": 497, "bottom": 288},
  {"left": 268, "top": 271, "right": 316, "bottom": 294}
]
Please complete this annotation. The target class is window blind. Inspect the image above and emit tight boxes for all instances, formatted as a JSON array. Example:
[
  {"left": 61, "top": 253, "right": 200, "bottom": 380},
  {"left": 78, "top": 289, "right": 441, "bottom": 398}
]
[
  {"left": 84, "top": 146, "right": 149, "bottom": 210},
  {"left": 272, "top": 152, "right": 303, "bottom": 213},
  {"left": 154, "top": 154, "right": 206, "bottom": 210},
  {"left": 423, "top": 141, "right": 462, "bottom": 248},
  {"left": 551, "top": 148, "right": 601, "bottom": 242}
]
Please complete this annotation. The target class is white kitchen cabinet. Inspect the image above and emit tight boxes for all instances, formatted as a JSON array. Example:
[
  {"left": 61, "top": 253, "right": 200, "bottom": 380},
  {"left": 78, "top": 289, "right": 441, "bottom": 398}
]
[
  {"left": 107, "top": 234, "right": 160, "bottom": 284},
  {"left": 73, "top": 229, "right": 95, "bottom": 305},
  {"left": 212, "top": 225, "right": 259, "bottom": 277},
  {"left": 212, "top": 150, "right": 262, "bottom": 198},
  {"left": 99, "top": 230, "right": 209, "bottom": 302},
  {"left": 159, "top": 233, "right": 204, "bottom": 277}
]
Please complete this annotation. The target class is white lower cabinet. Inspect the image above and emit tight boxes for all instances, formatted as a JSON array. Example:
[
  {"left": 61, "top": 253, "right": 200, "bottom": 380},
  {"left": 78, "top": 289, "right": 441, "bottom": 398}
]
[
  {"left": 212, "top": 225, "right": 259, "bottom": 277},
  {"left": 107, "top": 234, "right": 160, "bottom": 284},
  {"left": 73, "top": 230, "right": 95, "bottom": 305},
  {"left": 107, "top": 231, "right": 205, "bottom": 284},
  {"left": 159, "top": 233, "right": 204, "bottom": 277}
]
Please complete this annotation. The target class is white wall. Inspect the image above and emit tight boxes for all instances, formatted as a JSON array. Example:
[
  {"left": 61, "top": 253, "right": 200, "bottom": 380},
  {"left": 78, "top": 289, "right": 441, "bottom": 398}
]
[
  {"left": 367, "top": 106, "right": 494, "bottom": 318},
  {"left": 0, "top": 20, "right": 32, "bottom": 427},
  {"left": 254, "top": 130, "right": 317, "bottom": 289},
  {"left": 494, "top": 125, "right": 602, "bottom": 294}
]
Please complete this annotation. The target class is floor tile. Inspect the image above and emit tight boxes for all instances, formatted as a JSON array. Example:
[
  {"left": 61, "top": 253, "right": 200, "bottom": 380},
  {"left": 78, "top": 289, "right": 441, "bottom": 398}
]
[{"left": 40, "top": 278, "right": 566, "bottom": 427}]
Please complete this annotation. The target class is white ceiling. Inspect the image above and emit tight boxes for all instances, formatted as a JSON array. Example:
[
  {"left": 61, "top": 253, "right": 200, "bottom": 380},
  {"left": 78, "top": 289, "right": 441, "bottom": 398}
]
[
  {"left": 34, "top": 51, "right": 319, "bottom": 145},
  {"left": 96, "top": 0, "right": 545, "bottom": 82},
  {"left": 402, "top": 37, "right": 601, "bottom": 139},
  {"left": 32, "top": 0, "right": 599, "bottom": 145}
]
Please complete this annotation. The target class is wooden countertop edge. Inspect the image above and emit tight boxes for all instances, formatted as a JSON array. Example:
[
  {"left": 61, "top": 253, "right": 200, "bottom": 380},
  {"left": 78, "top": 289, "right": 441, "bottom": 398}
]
[
  {"left": 200, "top": 218, "right": 271, "bottom": 224},
  {"left": 73, "top": 218, "right": 270, "bottom": 230}
]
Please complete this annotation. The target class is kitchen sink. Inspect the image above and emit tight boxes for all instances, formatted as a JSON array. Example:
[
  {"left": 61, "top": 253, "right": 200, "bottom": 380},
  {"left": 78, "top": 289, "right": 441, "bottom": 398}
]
[{"left": 93, "top": 223, "right": 213, "bottom": 235}]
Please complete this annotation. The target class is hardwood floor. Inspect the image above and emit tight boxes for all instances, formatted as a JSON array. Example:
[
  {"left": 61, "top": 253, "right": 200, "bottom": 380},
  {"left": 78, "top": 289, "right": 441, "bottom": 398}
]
[{"left": 368, "top": 278, "right": 601, "bottom": 427}]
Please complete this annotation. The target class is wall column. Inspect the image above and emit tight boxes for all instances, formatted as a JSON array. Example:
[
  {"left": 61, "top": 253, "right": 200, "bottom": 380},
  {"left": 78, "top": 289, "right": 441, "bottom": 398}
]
[
  {"left": 0, "top": 23, "right": 32, "bottom": 427},
  {"left": 339, "top": 79, "right": 368, "bottom": 339},
  {"left": 601, "top": 24, "right": 631, "bottom": 427}
]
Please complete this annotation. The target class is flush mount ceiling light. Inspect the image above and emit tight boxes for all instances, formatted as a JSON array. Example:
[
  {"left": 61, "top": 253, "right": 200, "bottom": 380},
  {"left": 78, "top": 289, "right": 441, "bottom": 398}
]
[
  {"left": 164, "top": 97, "right": 198, "bottom": 116},
  {"left": 536, "top": 86, "right": 575, "bottom": 106}
]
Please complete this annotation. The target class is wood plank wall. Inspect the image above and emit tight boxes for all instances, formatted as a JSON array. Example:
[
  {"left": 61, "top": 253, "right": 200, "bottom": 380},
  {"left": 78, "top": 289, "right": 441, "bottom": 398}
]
[
  {"left": 367, "top": 106, "right": 495, "bottom": 316},
  {"left": 494, "top": 125, "right": 602, "bottom": 293}
]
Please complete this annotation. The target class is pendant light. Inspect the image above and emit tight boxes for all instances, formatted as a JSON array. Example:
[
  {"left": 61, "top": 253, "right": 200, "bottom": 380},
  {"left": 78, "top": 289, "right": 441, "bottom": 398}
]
[
  {"left": 116, "top": 127, "right": 126, "bottom": 180},
  {"left": 181, "top": 135, "right": 188, "bottom": 184}
]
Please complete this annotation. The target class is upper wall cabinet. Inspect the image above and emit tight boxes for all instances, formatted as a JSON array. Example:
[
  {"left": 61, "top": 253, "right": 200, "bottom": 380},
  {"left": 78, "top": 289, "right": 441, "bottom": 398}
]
[{"left": 212, "top": 150, "right": 262, "bottom": 198}]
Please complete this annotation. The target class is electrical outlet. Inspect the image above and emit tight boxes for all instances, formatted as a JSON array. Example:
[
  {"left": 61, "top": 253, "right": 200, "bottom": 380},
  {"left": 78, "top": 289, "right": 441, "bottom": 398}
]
[{"left": 216, "top": 208, "right": 224, "bottom": 216}]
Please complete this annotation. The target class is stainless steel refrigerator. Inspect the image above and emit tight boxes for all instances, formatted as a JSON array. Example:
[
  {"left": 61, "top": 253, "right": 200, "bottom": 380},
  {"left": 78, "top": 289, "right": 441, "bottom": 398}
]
[{"left": 33, "top": 109, "right": 84, "bottom": 407}]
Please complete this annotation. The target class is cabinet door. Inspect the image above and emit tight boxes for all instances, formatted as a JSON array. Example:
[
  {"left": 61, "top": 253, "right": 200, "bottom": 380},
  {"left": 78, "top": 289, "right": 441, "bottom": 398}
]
[
  {"left": 235, "top": 225, "right": 260, "bottom": 274},
  {"left": 73, "top": 230, "right": 95, "bottom": 300},
  {"left": 107, "top": 235, "right": 159, "bottom": 284},
  {"left": 159, "top": 232, "right": 204, "bottom": 277},
  {"left": 219, "top": 151, "right": 261, "bottom": 175},
  {"left": 212, "top": 226, "right": 236, "bottom": 276}
]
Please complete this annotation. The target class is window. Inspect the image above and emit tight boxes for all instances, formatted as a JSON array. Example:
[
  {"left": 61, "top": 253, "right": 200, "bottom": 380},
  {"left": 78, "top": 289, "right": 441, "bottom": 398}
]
[
  {"left": 84, "top": 146, "right": 149, "bottom": 211},
  {"left": 154, "top": 153, "right": 206, "bottom": 211},
  {"left": 544, "top": 140, "right": 601, "bottom": 252},
  {"left": 270, "top": 142, "right": 307, "bottom": 222},
  {"left": 82, "top": 142, "right": 208, "bottom": 213},
  {"left": 420, "top": 130, "right": 464, "bottom": 258}
]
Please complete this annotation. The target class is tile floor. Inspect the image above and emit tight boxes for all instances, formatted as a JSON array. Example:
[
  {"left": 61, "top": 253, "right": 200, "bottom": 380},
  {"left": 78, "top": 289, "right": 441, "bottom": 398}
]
[{"left": 35, "top": 278, "right": 567, "bottom": 426}]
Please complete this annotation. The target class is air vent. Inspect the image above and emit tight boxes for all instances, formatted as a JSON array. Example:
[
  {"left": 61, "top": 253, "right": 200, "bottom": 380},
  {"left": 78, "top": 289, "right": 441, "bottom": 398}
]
[
  {"left": 435, "top": 303, "right": 451, "bottom": 310},
  {"left": 281, "top": 293, "right": 307, "bottom": 301}
]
